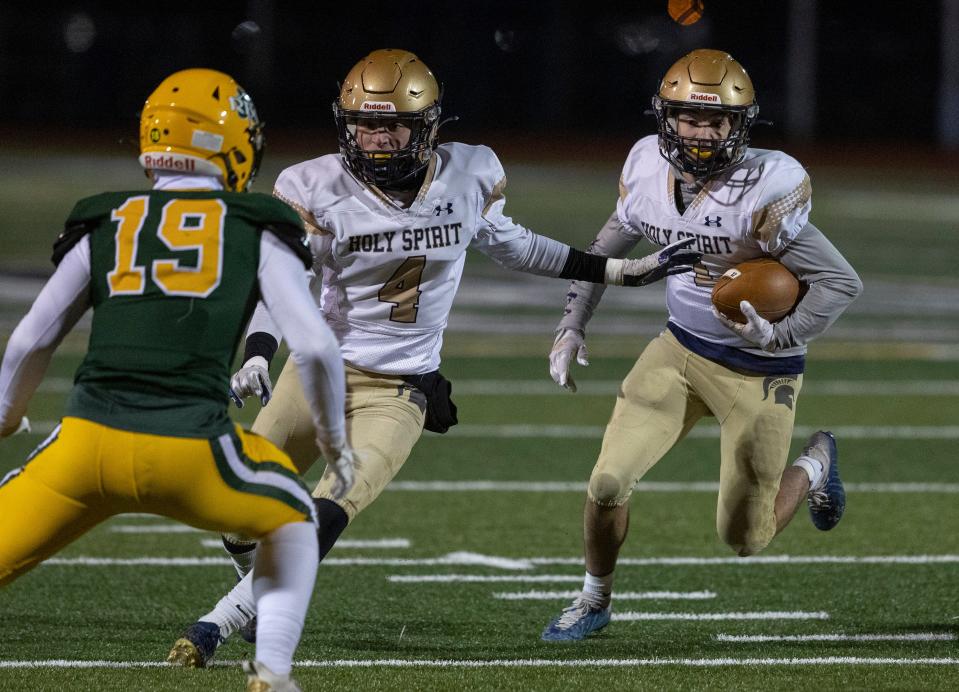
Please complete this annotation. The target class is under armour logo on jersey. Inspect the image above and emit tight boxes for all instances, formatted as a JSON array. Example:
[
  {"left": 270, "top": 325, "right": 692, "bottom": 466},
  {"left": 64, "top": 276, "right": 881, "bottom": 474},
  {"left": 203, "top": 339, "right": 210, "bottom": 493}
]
[
  {"left": 762, "top": 376, "right": 796, "bottom": 410},
  {"left": 434, "top": 202, "right": 454, "bottom": 216},
  {"left": 704, "top": 215, "right": 722, "bottom": 227}
]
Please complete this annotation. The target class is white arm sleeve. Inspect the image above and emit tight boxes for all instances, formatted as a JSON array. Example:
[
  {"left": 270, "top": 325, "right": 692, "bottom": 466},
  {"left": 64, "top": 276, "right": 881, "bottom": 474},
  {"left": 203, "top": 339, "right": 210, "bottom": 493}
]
[
  {"left": 472, "top": 206, "right": 572, "bottom": 276},
  {"left": 0, "top": 238, "right": 91, "bottom": 434},
  {"left": 258, "top": 232, "right": 346, "bottom": 448},
  {"left": 556, "top": 211, "right": 642, "bottom": 333},
  {"left": 245, "top": 231, "right": 331, "bottom": 345}
]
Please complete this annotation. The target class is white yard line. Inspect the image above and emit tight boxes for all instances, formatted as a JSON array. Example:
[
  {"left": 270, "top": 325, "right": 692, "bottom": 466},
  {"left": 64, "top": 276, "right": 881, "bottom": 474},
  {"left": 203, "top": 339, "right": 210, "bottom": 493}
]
[
  {"left": 440, "top": 424, "right": 959, "bottom": 440},
  {"left": 387, "top": 481, "right": 959, "bottom": 493},
  {"left": 38, "top": 553, "right": 959, "bottom": 569},
  {"left": 716, "top": 633, "right": 956, "bottom": 642},
  {"left": 451, "top": 380, "right": 959, "bottom": 396},
  {"left": 2, "top": 657, "right": 958, "bottom": 669},
  {"left": 494, "top": 590, "right": 716, "bottom": 600},
  {"left": 198, "top": 538, "right": 411, "bottom": 549},
  {"left": 19, "top": 421, "right": 959, "bottom": 440},
  {"left": 530, "top": 555, "right": 959, "bottom": 566},
  {"left": 389, "top": 575, "right": 582, "bottom": 583},
  {"left": 33, "top": 378, "right": 959, "bottom": 396},
  {"left": 111, "top": 525, "right": 202, "bottom": 533},
  {"left": 613, "top": 611, "right": 829, "bottom": 621}
]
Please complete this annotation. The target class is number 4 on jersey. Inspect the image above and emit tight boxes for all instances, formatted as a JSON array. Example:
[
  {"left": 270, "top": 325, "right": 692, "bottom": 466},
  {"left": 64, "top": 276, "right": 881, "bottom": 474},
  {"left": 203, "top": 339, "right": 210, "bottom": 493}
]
[{"left": 378, "top": 256, "right": 426, "bottom": 323}]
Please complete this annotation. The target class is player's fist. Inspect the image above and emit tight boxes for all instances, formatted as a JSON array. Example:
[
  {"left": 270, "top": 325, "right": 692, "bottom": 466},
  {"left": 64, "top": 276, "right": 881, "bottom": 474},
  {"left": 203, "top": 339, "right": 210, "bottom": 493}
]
[
  {"left": 549, "top": 328, "right": 588, "bottom": 392},
  {"left": 229, "top": 356, "right": 273, "bottom": 408},
  {"left": 713, "top": 300, "right": 776, "bottom": 351}
]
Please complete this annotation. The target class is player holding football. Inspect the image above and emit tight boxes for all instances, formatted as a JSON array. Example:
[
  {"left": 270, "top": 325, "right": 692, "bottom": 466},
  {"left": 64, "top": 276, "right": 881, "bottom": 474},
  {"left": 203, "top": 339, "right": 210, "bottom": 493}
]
[
  {"left": 168, "top": 48, "right": 702, "bottom": 665},
  {"left": 541, "top": 49, "right": 863, "bottom": 641},
  {"left": 0, "top": 69, "right": 354, "bottom": 691}
]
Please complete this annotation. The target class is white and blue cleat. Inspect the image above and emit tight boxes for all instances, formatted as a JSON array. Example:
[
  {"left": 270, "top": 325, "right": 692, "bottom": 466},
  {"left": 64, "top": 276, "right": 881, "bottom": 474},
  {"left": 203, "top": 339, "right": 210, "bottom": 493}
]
[
  {"left": 805, "top": 430, "right": 845, "bottom": 531},
  {"left": 541, "top": 597, "right": 611, "bottom": 641}
]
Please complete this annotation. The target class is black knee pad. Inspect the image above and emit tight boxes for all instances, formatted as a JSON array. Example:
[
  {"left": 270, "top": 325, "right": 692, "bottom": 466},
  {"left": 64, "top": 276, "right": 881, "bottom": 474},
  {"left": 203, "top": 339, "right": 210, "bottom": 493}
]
[{"left": 315, "top": 498, "right": 349, "bottom": 561}]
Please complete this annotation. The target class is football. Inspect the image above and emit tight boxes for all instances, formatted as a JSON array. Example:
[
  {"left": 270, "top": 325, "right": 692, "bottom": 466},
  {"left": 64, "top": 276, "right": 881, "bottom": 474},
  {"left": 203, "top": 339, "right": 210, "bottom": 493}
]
[{"left": 711, "top": 257, "right": 800, "bottom": 324}]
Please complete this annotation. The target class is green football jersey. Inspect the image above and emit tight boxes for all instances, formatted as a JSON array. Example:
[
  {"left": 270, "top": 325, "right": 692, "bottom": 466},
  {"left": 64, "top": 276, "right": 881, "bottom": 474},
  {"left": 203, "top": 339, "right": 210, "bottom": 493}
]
[{"left": 57, "top": 190, "right": 310, "bottom": 437}]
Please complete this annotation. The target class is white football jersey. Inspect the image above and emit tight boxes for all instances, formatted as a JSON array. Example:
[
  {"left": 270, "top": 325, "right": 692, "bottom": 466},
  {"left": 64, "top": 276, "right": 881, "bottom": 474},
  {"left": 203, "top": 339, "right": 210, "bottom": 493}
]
[
  {"left": 617, "top": 135, "right": 812, "bottom": 358},
  {"left": 273, "top": 143, "right": 541, "bottom": 374}
]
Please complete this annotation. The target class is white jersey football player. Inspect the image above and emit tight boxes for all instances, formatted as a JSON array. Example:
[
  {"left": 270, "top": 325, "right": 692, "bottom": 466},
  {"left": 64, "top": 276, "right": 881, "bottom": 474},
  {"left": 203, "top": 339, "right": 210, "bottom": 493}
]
[
  {"left": 541, "top": 49, "right": 863, "bottom": 641},
  {"left": 168, "top": 48, "right": 702, "bottom": 666}
]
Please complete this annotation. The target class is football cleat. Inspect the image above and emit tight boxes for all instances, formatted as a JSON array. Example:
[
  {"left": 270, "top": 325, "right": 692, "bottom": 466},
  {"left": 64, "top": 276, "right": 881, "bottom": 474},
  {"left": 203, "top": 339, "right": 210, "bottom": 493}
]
[
  {"left": 243, "top": 659, "right": 302, "bottom": 692},
  {"left": 804, "top": 430, "right": 846, "bottom": 531},
  {"left": 541, "top": 597, "right": 612, "bottom": 641},
  {"left": 166, "top": 620, "right": 223, "bottom": 668}
]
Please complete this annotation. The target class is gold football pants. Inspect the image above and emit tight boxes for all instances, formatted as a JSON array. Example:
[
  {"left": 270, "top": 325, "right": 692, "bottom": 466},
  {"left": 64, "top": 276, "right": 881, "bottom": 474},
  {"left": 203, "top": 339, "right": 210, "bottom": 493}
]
[
  {"left": 252, "top": 357, "right": 426, "bottom": 521},
  {"left": 588, "top": 329, "right": 802, "bottom": 556},
  {"left": 0, "top": 416, "right": 314, "bottom": 586}
]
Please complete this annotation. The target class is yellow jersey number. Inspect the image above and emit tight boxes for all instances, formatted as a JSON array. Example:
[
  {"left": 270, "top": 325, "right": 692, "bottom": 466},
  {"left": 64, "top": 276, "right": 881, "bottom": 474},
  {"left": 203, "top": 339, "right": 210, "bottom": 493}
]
[{"left": 107, "top": 196, "right": 226, "bottom": 298}]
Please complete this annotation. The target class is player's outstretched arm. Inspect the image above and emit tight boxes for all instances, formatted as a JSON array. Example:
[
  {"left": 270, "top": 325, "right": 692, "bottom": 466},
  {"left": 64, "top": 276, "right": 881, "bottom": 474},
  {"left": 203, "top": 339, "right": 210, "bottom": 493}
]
[
  {"left": 257, "top": 232, "right": 352, "bottom": 495},
  {"left": 0, "top": 239, "right": 90, "bottom": 436}
]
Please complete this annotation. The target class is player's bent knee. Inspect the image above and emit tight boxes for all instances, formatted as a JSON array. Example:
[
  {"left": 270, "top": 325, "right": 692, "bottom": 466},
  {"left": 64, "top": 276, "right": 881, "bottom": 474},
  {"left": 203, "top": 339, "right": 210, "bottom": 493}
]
[{"left": 588, "top": 471, "right": 629, "bottom": 507}]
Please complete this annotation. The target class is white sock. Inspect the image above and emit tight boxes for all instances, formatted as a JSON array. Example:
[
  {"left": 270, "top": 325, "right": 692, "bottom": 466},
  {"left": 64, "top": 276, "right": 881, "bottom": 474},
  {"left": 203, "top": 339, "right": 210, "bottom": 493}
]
[
  {"left": 793, "top": 455, "right": 824, "bottom": 489},
  {"left": 199, "top": 570, "right": 256, "bottom": 639},
  {"left": 582, "top": 571, "right": 613, "bottom": 607},
  {"left": 253, "top": 522, "right": 318, "bottom": 676}
]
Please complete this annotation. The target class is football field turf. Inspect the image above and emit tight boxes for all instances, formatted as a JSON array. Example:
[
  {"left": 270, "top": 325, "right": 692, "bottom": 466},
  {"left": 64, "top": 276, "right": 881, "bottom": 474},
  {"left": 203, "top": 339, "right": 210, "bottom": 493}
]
[{"left": 1, "top": 148, "right": 958, "bottom": 690}]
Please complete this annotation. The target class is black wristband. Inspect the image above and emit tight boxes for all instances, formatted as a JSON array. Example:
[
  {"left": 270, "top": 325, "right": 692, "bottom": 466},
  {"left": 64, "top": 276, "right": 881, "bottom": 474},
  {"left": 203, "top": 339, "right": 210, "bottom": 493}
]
[
  {"left": 559, "top": 248, "right": 607, "bottom": 284},
  {"left": 243, "top": 331, "right": 279, "bottom": 365}
]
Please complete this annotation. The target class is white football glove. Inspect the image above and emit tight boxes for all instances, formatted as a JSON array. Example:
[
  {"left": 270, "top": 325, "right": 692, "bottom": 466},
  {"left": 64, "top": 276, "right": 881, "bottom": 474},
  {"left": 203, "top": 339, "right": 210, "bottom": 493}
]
[
  {"left": 317, "top": 438, "right": 356, "bottom": 501},
  {"left": 713, "top": 300, "right": 776, "bottom": 351},
  {"left": 229, "top": 356, "right": 273, "bottom": 408},
  {"left": 605, "top": 237, "right": 703, "bottom": 286},
  {"left": 549, "top": 328, "right": 589, "bottom": 392}
]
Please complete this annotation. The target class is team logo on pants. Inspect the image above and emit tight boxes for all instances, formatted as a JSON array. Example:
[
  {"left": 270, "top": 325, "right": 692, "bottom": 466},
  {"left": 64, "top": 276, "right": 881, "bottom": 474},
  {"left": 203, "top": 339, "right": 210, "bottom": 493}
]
[{"left": 761, "top": 376, "right": 796, "bottom": 410}]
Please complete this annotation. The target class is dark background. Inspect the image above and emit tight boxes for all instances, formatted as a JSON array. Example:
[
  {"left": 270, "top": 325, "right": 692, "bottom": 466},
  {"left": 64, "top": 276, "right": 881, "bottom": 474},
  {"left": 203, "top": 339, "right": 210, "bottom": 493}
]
[{"left": 0, "top": 0, "right": 954, "bottom": 156}]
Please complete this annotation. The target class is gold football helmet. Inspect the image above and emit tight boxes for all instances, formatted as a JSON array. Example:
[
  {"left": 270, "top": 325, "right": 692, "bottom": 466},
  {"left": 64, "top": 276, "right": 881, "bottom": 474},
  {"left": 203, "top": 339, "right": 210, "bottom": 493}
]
[
  {"left": 139, "top": 68, "right": 264, "bottom": 191},
  {"left": 651, "top": 49, "right": 759, "bottom": 178},
  {"left": 333, "top": 49, "right": 442, "bottom": 188}
]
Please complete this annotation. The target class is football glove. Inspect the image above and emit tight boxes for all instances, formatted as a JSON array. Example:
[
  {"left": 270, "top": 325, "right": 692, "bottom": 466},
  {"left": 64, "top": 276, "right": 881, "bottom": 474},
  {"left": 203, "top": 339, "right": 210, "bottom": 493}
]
[
  {"left": 549, "top": 328, "right": 589, "bottom": 392},
  {"left": 713, "top": 300, "right": 776, "bottom": 351},
  {"left": 605, "top": 237, "right": 702, "bottom": 287},
  {"left": 229, "top": 356, "right": 272, "bottom": 408},
  {"left": 317, "top": 438, "right": 356, "bottom": 501}
]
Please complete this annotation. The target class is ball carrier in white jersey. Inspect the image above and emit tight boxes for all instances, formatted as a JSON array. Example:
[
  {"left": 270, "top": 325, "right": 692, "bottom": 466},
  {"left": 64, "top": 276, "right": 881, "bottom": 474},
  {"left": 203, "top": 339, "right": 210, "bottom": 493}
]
[
  {"left": 168, "top": 48, "right": 702, "bottom": 665},
  {"left": 541, "top": 49, "right": 863, "bottom": 641}
]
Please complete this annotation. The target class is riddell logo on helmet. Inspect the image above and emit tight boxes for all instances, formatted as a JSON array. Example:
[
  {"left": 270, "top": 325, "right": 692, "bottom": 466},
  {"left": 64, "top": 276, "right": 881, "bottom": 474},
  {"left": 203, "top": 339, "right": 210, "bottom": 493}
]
[
  {"left": 689, "top": 91, "right": 721, "bottom": 104},
  {"left": 141, "top": 154, "right": 196, "bottom": 172},
  {"left": 361, "top": 101, "right": 397, "bottom": 112}
]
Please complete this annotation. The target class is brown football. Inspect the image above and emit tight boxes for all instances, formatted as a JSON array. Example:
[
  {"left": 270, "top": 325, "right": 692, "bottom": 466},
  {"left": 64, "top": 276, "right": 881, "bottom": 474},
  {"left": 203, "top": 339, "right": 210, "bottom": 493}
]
[{"left": 711, "top": 257, "right": 800, "bottom": 324}]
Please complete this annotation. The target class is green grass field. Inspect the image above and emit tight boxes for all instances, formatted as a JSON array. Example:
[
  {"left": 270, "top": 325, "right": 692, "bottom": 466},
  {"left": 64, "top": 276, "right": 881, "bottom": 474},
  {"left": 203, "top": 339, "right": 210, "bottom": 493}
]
[{"left": 1, "top": 147, "right": 958, "bottom": 690}]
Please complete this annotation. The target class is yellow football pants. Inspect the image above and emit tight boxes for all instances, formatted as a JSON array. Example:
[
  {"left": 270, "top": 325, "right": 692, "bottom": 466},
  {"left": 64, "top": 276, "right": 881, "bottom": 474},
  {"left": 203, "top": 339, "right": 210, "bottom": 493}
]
[
  {"left": 0, "top": 416, "right": 314, "bottom": 587},
  {"left": 252, "top": 357, "right": 426, "bottom": 521},
  {"left": 588, "top": 329, "right": 803, "bottom": 556}
]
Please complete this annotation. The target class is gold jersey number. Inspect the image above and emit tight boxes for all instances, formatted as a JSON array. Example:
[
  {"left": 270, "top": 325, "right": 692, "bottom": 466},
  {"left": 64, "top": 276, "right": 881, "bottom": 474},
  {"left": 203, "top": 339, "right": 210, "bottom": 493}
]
[
  {"left": 378, "top": 255, "right": 426, "bottom": 323},
  {"left": 107, "top": 196, "right": 225, "bottom": 298}
]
